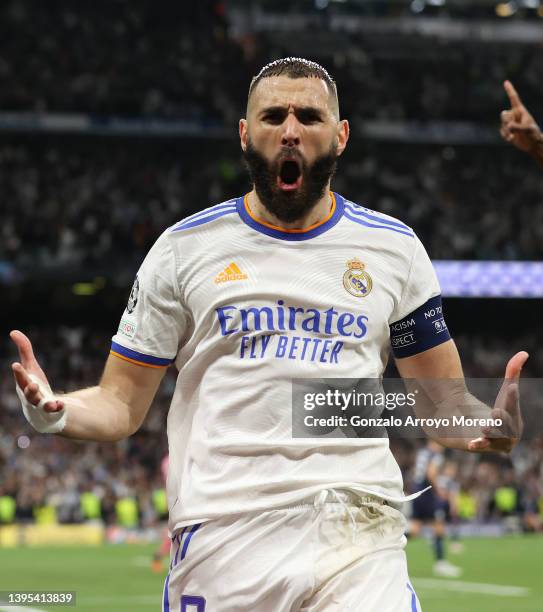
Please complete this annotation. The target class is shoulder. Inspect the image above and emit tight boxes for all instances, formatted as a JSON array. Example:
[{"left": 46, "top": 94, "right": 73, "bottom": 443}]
[
  {"left": 340, "top": 195, "right": 415, "bottom": 239},
  {"left": 168, "top": 198, "right": 239, "bottom": 234}
]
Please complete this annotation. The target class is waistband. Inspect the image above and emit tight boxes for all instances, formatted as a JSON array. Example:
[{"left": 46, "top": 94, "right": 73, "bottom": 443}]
[{"left": 284, "top": 488, "right": 389, "bottom": 511}]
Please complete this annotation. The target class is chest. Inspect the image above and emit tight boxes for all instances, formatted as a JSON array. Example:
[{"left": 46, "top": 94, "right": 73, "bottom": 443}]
[{"left": 179, "top": 238, "right": 408, "bottom": 337}]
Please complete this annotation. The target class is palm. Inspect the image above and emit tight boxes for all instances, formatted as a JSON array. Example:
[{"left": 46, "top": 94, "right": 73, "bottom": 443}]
[{"left": 10, "top": 330, "right": 61, "bottom": 411}]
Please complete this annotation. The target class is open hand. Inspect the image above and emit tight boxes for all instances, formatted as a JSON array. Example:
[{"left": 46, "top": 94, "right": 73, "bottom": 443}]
[
  {"left": 468, "top": 351, "right": 528, "bottom": 453},
  {"left": 10, "top": 330, "right": 64, "bottom": 413}
]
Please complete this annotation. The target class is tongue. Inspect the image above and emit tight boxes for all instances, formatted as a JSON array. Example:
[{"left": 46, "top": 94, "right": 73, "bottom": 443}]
[{"left": 277, "top": 174, "right": 302, "bottom": 191}]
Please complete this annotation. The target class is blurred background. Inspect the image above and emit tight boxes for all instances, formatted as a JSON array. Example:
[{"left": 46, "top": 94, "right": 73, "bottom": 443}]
[{"left": 0, "top": 1, "right": 542, "bottom": 610}]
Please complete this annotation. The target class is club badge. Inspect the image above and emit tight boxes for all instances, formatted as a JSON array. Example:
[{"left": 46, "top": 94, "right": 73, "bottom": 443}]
[{"left": 343, "top": 258, "right": 372, "bottom": 298}]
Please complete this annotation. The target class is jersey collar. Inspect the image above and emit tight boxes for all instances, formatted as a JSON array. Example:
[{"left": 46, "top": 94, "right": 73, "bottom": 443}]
[{"left": 237, "top": 191, "right": 345, "bottom": 241}]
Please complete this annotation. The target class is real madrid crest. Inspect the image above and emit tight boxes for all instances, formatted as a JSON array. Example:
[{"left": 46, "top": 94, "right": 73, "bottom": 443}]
[{"left": 343, "top": 258, "right": 372, "bottom": 298}]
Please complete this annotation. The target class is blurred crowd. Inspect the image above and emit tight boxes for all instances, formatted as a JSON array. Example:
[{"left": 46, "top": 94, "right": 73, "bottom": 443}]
[
  {"left": 1, "top": 139, "right": 542, "bottom": 274},
  {"left": 0, "top": 326, "right": 542, "bottom": 529},
  {"left": 0, "top": 1, "right": 542, "bottom": 270},
  {"left": 1, "top": 1, "right": 542, "bottom": 125},
  {"left": 0, "top": 1, "right": 250, "bottom": 123},
  {"left": 395, "top": 438, "right": 543, "bottom": 532}
]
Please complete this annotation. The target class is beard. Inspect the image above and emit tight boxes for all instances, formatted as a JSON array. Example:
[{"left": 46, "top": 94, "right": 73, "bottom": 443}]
[{"left": 242, "top": 138, "right": 338, "bottom": 224}]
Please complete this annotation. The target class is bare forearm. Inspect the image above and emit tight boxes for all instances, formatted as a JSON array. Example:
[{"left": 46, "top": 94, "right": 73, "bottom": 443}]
[
  {"left": 417, "top": 387, "right": 492, "bottom": 451},
  {"left": 59, "top": 385, "right": 136, "bottom": 442}
]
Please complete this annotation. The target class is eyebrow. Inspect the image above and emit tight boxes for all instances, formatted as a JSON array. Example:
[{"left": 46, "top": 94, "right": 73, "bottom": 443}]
[{"left": 258, "top": 105, "right": 325, "bottom": 119}]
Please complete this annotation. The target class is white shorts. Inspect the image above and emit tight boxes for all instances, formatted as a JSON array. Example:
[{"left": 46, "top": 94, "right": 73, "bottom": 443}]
[{"left": 163, "top": 490, "right": 421, "bottom": 611}]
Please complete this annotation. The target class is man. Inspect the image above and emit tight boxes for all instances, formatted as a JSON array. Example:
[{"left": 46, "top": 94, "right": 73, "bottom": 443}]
[
  {"left": 11, "top": 58, "right": 527, "bottom": 611},
  {"left": 500, "top": 80, "right": 543, "bottom": 168},
  {"left": 409, "top": 441, "right": 462, "bottom": 578}
]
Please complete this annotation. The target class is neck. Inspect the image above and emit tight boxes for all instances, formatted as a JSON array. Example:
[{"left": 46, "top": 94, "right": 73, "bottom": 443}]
[{"left": 246, "top": 187, "right": 333, "bottom": 231}]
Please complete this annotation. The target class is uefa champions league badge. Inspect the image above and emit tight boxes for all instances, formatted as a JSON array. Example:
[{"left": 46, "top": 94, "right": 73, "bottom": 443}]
[
  {"left": 126, "top": 275, "right": 140, "bottom": 313},
  {"left": 343, "top": 258, "right": 373, "bottom": 298}
]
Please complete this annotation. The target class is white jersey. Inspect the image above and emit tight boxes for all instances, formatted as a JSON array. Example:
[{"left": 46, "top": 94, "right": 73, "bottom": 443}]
[{"left": 111, "top": 192, "right": 444, "bottom": 530}]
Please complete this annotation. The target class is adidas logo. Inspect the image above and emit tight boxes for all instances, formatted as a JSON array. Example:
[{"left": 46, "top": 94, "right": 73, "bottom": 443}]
[{"left": 215, "top": 262, "right": 248, "bottom": 284}]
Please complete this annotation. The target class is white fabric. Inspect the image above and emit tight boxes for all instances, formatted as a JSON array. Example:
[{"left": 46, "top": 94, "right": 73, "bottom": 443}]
[
  {"left": 164, "top": 491, "right": 421, "bottom": 611},
  {"left": 16, "top": 374, "right": 66, "bottom": 434},
  {"left": 111, "top": 195, "right": 442, "bottom": 529}
]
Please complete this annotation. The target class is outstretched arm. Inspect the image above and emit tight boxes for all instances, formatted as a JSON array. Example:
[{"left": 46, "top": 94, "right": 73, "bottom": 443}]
[
  {"left": 11, "top": 330, "right": 166, "bottom": 442},
  {"left": 395, "top": 339, "right": 528, "bottom": 453},
  {"left": 500, "top": 80, "right": 543, "bottom": 169}
]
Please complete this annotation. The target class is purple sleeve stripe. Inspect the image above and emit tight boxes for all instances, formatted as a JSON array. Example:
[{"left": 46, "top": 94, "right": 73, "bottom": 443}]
[
  {"left": 171, "top": 208, "right": 237, "bottom": 232},
  {"left": 343, "top": 210, "right": 414, "bottom": 237},
  {"left": 111, "top": 341, "right": 173, "bottom": 366},
  {"left": 345, "top": 202, "right": 412, "bottom": 231}
]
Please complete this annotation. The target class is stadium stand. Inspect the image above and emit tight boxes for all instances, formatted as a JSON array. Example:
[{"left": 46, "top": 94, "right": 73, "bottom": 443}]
[{"left": 1, "top": 0, "right": 542, "bottom": 540}]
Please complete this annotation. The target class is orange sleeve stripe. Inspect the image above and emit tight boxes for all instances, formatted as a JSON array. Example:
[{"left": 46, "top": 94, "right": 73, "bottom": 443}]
[{"left": 110, "top": 351, "right": 168, "bottom": 369}]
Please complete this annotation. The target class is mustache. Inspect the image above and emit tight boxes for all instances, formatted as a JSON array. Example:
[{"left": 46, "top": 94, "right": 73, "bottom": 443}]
[
  {"left": 274, "top": 148, "right": 304, "bottom": 166},
  {"left": 242, "top": 139, "right": 338, "bottom": 224}
]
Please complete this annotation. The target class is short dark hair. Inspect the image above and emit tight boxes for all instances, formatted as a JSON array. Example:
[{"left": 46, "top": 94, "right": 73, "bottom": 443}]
[{"left": 247, "top": 57, "right": 339, "bottom": 117}]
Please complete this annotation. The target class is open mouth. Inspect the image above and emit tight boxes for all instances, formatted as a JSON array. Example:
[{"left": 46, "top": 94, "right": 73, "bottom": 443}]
[{"left": 277, "top": 159, "right": 302, "bottom": 191}]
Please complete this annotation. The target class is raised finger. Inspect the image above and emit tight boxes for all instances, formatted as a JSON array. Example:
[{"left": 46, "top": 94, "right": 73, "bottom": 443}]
[{"left": 504, "top": 80, "right": 523, "bottom": 109}]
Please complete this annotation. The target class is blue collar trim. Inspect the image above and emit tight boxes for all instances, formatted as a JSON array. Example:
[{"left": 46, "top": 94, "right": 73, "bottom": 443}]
[{"left": 236, "top": 192, "right": 345, "bottom": 241}]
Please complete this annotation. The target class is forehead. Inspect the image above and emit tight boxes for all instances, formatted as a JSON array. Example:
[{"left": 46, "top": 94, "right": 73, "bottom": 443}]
[{"left": 250, "top": 75, "right": 332, "bottom": 113}]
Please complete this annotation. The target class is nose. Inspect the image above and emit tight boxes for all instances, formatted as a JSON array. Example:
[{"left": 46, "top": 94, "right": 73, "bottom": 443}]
[{"left": 281, "top": 113, "right": 301, "bottom": 147}]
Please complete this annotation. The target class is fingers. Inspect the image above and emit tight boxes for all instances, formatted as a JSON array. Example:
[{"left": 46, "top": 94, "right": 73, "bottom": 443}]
[
  {"left": 499, "top": 112, "right": 528, "bottom": 141},
  {"left": 504, "top": 351, "right": 529, "bottom": 382},
  {"left": 481, "top": 397, "right": 518, "bottom": 438},
  {"left": 502, "top": 383, "right": 520, "bottom": 423},
  {"left": 9, "top": 330, "right": 37, "bottom": 370},
  {"left": 500, "top": 125, "right": 515, "bottom": 143},
  {"left": 508, "top": 123, "right": 541, "bottom": 137},
  {"left": 12, "top": 361, "right": 30, "bottom": 391},
  {"left": 468, "top": 437, "right": 491, "bottom": 452},
  {"left": 501, "top": 109, "right": 513, "bottom": 123},
  {"left": 12, "top": 362, "right": 42, "bottom": 402},
  {"left": 504, "top": 80, "right": 522, "bottom": 109},
  {"left": 41, "top": 399, "right": 65, "bottom": 413},
  {"left": 469, "top": 358, "right": 525, "bottom": 454},
  {"left": 11, "top": 362, "right": 64, "bottom": 413}
]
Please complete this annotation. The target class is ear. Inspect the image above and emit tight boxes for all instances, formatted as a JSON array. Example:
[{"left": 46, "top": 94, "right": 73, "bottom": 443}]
[
  {"left": 336, "top": 119, "right": 349, "bottom": 157},
  {"left": 239, "top": 118, "right": 248, "bottom": 152}
]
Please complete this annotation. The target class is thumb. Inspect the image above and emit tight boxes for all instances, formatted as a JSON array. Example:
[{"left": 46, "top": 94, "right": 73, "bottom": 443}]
[
  {"left": 10, "top": 330, "right": 38, "bottom": 368},
  {"left": 504, "top": 351, "right": 529, "bottom": 382}
]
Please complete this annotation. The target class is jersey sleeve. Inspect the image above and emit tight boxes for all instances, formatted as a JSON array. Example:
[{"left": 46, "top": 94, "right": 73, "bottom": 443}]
[
  {"left": 389, "top": 234, "right": 451, "bottom": 358},
  {"left": 111, "top": 231, "right": 187, "bottom": 368}
]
